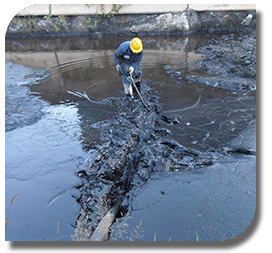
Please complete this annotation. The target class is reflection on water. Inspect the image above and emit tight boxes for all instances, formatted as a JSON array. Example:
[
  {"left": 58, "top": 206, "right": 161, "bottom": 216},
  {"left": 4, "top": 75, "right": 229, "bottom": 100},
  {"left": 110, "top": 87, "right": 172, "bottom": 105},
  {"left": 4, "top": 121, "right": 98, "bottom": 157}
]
[
  {"left": 5, "top": 33, "right": 255, "bottom": 241},
  {"left": 13, "top": 33, "right": 254, "bottom": 152},
  {"left": 6, "top": 34, "right": 206, "bottom": 103}
]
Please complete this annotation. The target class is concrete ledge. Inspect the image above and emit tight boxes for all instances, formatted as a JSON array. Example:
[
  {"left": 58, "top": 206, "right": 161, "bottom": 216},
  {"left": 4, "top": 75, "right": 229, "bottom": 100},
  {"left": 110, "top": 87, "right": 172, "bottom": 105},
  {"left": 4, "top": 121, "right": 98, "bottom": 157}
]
[
  {"left": 51, "top": 4, "right": 108, "bottom": 16},
  {"left": 17, "top": 4, "right": 49, "bottom": 16},
  {"left": 51, "top": 4, "right": 188, "bottom": 15},
  {"left": 16, "top": 4, "right": 256, "bottom": 16},
  {"left": 189, "top": 4, "right": 256, "bottom": 11},
  {"left": 111, "top": 4, "right": 188, "bottom": 14}
]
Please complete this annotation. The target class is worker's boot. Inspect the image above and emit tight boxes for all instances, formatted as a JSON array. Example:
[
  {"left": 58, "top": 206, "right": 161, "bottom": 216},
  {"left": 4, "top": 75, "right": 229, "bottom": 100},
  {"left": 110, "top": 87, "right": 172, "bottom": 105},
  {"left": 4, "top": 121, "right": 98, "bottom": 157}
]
[
  {"left": 131, "top": 82, "right": 140, "bottom": 99},
  {"left": 135, "top": 81, "right": 141, "bottom": 93}
]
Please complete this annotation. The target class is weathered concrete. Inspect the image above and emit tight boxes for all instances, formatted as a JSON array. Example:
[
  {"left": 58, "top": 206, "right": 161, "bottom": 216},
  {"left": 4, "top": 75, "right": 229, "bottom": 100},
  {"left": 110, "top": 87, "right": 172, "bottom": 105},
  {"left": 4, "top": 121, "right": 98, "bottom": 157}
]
[
  {"left": 17, "top": 4, "right": 256, "bottom": 16},
  {"left": 16, "top": 4, "right": 256, "bottom": 16},
  {"left": 7, "top": 4, "right": 256, "bottom": 37},
  {"left": 16, "top": 4, "right": 188, "bottom": 16},
  {"left": 7, "top": 8, "right": 256, "bottom": 37},
  {"left": 51, "top": 4, "right": 188, "bottom": 16},
  {"left": 189, "top": 4, "right": 256, "bottom": 11},
  {"left": 16, "top": 4, "right": 50, "bottom": 16},
  {"left": 51, "top": 4, "right": 114, "bottom": 16}
]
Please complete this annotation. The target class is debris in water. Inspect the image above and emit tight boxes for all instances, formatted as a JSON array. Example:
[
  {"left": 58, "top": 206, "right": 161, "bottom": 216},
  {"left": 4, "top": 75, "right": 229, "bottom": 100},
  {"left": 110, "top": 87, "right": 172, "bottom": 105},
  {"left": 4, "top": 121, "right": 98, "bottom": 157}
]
[
  {"left": 223, "top": 146, "right": 256, "bottom": 156},
  {"left": 73, "top": 81, "right": 214, "bottom": 239}
]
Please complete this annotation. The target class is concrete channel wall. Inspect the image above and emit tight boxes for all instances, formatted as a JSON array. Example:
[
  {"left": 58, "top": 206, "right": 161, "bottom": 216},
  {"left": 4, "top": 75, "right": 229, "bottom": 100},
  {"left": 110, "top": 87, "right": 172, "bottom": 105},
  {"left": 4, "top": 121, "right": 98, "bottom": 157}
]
[
  {"left": 7, "top": 4, "right": 256, "bottom": 37},
  {"left": 17, "top": 4, "right": 256, "bottom": 16}
]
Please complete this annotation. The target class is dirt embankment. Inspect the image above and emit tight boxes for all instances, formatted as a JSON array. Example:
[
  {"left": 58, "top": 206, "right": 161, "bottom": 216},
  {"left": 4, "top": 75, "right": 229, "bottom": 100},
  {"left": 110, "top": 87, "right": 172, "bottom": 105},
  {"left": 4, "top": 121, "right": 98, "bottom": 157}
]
[{"left": 6, "top": 9, "right": 256, "bottom": 37}]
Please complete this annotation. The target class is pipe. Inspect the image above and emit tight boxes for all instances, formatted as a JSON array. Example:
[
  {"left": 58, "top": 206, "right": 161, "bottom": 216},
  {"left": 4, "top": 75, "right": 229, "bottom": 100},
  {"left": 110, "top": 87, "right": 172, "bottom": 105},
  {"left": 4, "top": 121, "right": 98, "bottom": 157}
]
[{"left": 90, "top": 201, "right": 121, "bottom": 241}]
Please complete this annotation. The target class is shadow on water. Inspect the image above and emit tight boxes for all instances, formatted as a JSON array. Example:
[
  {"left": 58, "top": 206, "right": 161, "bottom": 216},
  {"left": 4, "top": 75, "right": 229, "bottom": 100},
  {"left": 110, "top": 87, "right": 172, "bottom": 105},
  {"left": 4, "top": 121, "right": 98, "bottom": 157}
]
[{"left": 5, "top": 33, "right": 256, "bottom": 241}]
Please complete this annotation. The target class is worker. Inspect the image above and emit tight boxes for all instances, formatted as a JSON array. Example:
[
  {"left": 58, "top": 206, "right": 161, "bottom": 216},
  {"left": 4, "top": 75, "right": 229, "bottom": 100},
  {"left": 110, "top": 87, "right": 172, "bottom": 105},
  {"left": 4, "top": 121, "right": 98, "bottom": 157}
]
[{"left": 113, "top": 38, "right": 143, "bottom": 98}]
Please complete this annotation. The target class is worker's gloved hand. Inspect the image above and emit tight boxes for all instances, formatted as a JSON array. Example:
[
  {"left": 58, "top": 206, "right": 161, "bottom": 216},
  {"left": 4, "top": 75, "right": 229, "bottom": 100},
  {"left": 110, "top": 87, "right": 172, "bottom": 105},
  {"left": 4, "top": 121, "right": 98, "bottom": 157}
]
[
  {"left": 129, "top": 66, "right": 134, "bottom": 75},
  {"left": 126, "top": 66, "right": 134, "bottom": 76},
  {"left": 116, "top": 64, "right": 123, "bottom": 76}
]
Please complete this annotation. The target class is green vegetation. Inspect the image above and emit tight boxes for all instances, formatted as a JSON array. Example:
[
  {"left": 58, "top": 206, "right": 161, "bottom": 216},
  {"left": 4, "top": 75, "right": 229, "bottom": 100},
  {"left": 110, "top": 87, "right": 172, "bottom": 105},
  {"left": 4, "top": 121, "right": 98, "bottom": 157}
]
[
  {"left": 51, "top": 15, "right": 68, "bottom": 33},
  {"left": 8, "top": 4, "right": 125, "bottom": 35},
  {"left": 106, "top": 4, "right": 124, "bottom": 18},
  {"left": 10, "top": 16, "right": 39, "bottom": 30},
  {"left": 88, "top": 17, "right": 100, "bottom": 29},
  {"left": 86, "top": 4, "right": 124, "bottom": 30},
  {"left": 43, "top": 14, "right": 52, "bottom": 20},
  {"left": 8, "top": 14, "right": 69, "bottom": 34},
  {"left": 86, "top": 3, "right": 124, "bottom": 18}
]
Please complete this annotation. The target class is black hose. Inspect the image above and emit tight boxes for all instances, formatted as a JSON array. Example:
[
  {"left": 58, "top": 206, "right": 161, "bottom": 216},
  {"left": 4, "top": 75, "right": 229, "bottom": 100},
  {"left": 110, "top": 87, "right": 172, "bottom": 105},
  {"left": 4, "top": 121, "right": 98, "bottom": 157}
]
[{"left": 130, "top": 73, "right": 150, "bottom": 111}]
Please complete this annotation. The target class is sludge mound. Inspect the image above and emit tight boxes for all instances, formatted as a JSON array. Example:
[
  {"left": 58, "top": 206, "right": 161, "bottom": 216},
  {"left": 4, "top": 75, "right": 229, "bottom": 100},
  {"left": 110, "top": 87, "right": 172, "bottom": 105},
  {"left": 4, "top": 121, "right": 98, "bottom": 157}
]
[{"left": 73, "top": 81, "right": 214, "bottom": 240}]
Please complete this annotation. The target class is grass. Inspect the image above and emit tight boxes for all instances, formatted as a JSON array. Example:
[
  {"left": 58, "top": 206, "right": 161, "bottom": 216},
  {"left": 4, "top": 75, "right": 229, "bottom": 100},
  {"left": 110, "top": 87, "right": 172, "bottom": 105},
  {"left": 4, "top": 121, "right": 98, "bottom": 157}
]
[
  {"left": 57, "top": 222, "right": 60, "bottom": 235},
  {"left": 6, "top": 193, "right": 18, "bottom": 227},
  {"left": 72, "top": 204, "right": 200, "bottom": 242},
  {"left": 106, "top": 4, "right": 124, "bottom": 18},
  {"left": 110, "top": 211, "right": 144, "bottom": 241}
]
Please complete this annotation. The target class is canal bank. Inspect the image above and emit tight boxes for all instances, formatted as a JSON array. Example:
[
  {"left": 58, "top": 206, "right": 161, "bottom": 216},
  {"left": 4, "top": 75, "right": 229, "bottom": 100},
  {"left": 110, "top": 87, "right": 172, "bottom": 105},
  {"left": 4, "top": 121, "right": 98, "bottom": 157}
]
[{"left": 6, "top": 4, "right": 256, "bottom": 37}]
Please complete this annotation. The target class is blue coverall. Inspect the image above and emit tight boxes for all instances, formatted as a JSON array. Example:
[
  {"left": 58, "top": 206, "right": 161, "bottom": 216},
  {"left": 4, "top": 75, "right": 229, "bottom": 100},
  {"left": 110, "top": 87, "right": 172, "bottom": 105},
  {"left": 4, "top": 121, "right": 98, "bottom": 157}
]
[{"left": 113, "top": 41, "right": 143, "bottom": 85}]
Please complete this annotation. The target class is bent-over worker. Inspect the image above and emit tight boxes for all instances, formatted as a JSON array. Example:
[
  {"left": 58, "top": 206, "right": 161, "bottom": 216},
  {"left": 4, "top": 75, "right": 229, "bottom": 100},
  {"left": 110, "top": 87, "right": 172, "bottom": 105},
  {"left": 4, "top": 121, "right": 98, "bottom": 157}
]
[{"left": 113, "top": 38, "right": 143, "bottom": 98}]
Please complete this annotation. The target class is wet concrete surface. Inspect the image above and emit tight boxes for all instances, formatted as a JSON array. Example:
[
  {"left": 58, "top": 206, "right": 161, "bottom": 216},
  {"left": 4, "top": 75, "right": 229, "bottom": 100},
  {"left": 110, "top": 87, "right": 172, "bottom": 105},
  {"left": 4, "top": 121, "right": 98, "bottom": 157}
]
[{"left": 5, "top": 32, "right": 256, "bottom": 241}]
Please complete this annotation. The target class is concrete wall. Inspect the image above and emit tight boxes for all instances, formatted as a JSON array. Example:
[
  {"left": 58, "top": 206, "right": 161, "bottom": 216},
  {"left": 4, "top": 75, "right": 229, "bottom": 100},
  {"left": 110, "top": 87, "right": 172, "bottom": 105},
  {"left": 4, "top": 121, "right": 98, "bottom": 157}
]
[{"left": 16, "top": 4, "right": 256, "bottom": 16}]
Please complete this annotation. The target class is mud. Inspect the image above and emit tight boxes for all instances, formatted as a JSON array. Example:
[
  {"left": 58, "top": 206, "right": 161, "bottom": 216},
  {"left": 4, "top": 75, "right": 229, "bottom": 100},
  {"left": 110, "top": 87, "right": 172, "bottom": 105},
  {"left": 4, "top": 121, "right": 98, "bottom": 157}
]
[
  {"left": 73, "top": 83, "right": 215, "bottom": 234},
  {"left": 164, "top": 32, "right": 256, "bottom": 91},
  {"left": 5, "top": 31, "right": 256, "bottom": 241},
  {"left": 5, "top": 62, "right": 49, "bottom": 131}
]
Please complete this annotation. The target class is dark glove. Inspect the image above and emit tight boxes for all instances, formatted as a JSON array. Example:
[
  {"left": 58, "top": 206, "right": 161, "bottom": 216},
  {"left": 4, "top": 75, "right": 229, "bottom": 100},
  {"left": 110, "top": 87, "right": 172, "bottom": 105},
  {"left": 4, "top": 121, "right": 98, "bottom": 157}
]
[{"left": 116, "top": 64, "right": 123, "bottom": 76}]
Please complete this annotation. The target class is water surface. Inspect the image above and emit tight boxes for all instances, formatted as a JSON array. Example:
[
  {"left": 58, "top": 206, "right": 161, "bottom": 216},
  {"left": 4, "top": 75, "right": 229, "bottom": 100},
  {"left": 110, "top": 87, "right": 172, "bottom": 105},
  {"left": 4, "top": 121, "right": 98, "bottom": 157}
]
[{"left": 5, "top": 33, "right": 256, "bottom": 241}]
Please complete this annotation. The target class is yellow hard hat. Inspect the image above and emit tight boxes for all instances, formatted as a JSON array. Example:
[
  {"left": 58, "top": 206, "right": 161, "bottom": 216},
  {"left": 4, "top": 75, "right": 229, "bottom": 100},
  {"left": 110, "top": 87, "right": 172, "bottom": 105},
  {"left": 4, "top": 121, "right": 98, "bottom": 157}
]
[{"left": 130, "top": 38, "right": 143, "bottom": 53}]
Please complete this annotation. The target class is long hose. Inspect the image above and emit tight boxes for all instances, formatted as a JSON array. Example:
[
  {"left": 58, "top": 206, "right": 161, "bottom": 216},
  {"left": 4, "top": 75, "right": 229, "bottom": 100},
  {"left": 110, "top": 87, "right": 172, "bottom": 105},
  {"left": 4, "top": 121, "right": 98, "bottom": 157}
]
[{"left": 130, "top": 73, "right": 150, "bottom": 111}]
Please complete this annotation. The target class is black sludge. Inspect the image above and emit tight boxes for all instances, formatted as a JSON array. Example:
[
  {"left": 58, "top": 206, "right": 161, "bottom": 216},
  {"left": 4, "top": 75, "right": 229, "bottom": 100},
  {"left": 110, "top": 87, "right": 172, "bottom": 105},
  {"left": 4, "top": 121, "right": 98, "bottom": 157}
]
[{"left": 74, "top": 81, "right": 213, "bottom": 235}]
